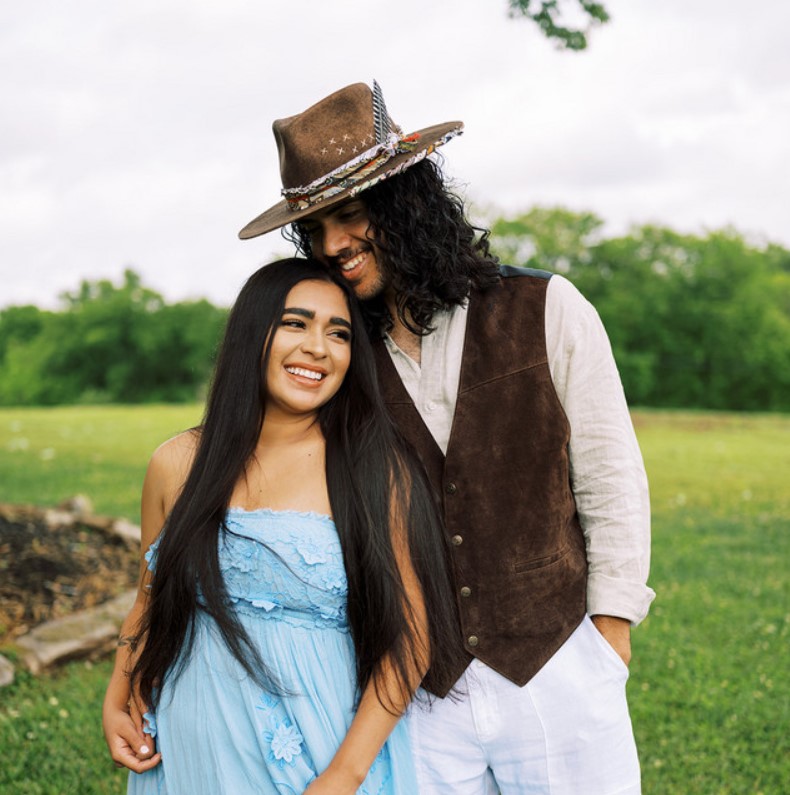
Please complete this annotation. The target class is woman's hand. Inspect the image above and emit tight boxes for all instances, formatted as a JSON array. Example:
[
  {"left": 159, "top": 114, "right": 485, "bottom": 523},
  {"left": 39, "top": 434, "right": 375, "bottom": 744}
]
[
  {"left": 102, "top": 701, "right": 160, "bottom": 773},
  {"left": 302, "top": 765, "right": 363, "bottom": 794}
]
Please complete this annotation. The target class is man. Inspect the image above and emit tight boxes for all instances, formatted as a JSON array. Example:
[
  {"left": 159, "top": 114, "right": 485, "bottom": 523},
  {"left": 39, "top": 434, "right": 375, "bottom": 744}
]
[{"left": 239, "top": 81, "right": 655, "bottom": 794}]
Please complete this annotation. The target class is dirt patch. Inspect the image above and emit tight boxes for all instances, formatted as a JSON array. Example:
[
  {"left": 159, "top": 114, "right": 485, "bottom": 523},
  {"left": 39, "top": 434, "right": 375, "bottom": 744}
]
[{"left": 0, "top": 513, "right": 139, "bottom": 645}]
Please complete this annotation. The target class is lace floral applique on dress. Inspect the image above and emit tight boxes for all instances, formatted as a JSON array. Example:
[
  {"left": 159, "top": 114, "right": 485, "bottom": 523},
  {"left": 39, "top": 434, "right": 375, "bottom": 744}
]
[{"left": 219, "top": 508, "right": 349, "bottom": 631}]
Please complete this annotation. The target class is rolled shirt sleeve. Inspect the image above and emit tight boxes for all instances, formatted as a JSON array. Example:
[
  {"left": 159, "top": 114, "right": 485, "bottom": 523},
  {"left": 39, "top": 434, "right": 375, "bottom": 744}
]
[{"left": 546, "top": 275, "right": 655, "bottom": 624}]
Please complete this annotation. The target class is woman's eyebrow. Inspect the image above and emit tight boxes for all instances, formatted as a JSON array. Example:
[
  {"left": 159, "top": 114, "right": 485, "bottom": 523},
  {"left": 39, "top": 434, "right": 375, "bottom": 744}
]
[
  {"left": 283, "top": 306, "right": 352, "bottom": 330},
  {"left": 282, "top": 306, "right": 313, "bottom": 319}
]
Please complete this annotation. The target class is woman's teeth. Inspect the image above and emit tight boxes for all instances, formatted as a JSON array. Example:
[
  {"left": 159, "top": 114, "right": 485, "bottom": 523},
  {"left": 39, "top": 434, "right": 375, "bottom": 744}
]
[{"left": 285, "top": 367, "right": 324, "bottom": 381}]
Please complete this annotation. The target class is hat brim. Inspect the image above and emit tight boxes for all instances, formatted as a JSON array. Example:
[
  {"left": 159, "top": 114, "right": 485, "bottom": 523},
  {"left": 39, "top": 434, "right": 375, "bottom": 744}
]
[{"left": 238, "top": 121, "right": 463, "bottom": 240}]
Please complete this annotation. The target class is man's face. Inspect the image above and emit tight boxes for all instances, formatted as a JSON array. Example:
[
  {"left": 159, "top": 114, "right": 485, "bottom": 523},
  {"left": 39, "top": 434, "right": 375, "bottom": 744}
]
[{"left": 301, "top": 199, "right": 388, "bottom": 302}]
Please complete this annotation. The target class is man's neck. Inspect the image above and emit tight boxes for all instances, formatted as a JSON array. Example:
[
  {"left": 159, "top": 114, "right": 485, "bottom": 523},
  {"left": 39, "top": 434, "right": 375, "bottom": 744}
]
[{"left": 386, "top": 294, "right": 422, "bottom": 365}]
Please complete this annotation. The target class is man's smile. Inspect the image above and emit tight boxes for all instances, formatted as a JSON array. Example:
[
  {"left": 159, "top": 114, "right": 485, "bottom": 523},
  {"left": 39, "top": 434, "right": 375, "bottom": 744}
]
[{"left": 337, "top": 247, "right": 371, "bottom": 277}]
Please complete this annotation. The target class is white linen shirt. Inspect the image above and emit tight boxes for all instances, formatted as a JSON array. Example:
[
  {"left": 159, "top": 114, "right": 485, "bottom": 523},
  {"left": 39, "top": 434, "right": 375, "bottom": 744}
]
[{"left": 383, "top": 274, "right": 655, "bottom": 624}]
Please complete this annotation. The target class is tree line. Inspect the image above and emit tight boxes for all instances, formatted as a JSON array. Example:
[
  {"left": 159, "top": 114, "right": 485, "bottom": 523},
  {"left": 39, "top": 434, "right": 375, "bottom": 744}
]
[
  {"left": 489, "top": 208, "right": 790, "bottom": 411},
  {"left": 2, "top": 210, "right": 789, "bottom": 411},
  {"left": 0, "top": 270, "right": 226, "bottom": 405}
]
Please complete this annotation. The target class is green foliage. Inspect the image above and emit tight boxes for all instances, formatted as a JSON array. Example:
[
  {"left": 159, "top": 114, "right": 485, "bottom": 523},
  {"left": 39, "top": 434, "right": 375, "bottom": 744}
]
[
  {"left": 491, "top": 205, "right": 604, "bottom": 272},
  {"left": 507, "top": 0, "right": 610, "bottom": 50},
  {"left": 0, "top": 270, "right": 227, "bottom": 407},
  {"left": 489, "top": 208, "right": 790, "bottom": 411},
  {"left": 1, "top": 407, "right": 788, "bottom": 792},
  {"left": 0, "top": 305, "right": 48, "bottom": 359}
]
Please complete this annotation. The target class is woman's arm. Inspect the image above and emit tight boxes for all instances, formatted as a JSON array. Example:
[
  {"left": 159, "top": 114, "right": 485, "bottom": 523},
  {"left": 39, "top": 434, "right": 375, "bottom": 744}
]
[
  {"left": 102, "top": 591, "right": 160, "bottom": 772},
  {"left": 101, "top": 433, "right": 196, "bottom": 772},
  {"left": 305, "top": 478, "right": 429, "bottom": 793}
]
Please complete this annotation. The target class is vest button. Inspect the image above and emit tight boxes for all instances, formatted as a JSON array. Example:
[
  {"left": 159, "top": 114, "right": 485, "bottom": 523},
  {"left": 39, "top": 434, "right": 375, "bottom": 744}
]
[
  {"left": 467, "top": 635, "right": 479, "bottom": 647},
  {"left": 460, "top": 586, "right": 471, "bottom": 597},
  {"left": 451, "top": 534, "right": 463, "bottom": 546},
  {"left": 445, "top": 482, "right": 457, "bottom": 495}
]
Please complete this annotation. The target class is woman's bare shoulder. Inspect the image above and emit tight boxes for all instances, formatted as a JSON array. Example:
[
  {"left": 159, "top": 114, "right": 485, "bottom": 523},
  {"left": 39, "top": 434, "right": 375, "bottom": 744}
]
[
  {"left": 145, "top": 430, "right": 200, "bottom": 509},
  {"left": 151, "top": 430, "right": 200, "bottom": 469}
]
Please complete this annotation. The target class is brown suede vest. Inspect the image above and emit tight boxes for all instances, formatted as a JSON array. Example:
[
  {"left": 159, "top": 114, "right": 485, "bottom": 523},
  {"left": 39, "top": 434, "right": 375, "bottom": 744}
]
[{"left": 373, "top": 267, "right": 588, "bottom": 696}]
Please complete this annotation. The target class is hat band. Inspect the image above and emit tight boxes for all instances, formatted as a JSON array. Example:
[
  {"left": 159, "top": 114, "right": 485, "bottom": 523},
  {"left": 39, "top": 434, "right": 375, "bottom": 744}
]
[
  {"left": 338, "top": 128, "right": 462, "bottom": 204},
  {"left": 282, "top": 131, "right": 422, "bottom": 212}
]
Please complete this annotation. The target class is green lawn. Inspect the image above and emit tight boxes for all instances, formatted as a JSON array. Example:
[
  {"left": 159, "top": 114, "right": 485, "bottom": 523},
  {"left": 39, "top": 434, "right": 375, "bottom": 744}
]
[
  {"left": 1, "top": 406, "right": 788, "bottom": 794},
  {"left": 0, "top": 404, "right": 202, "bottom": 520}
]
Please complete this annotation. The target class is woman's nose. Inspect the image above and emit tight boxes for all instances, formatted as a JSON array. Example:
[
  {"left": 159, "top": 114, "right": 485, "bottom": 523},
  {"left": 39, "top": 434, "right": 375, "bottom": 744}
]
[{"left": 300, "top": 328, "right": 327, "bottom": 357}]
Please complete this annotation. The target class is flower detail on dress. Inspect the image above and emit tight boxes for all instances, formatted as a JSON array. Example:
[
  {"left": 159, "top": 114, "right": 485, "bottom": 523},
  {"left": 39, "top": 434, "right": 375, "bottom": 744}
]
[
  {"left": 295, "top": 538, "right": 327, "bottom": 566},
  {"left": 219, "top": 530, "right": 259, "bottom": 573},
  {"left": 265, "top": 719, "right": 305, "bottom": 767},
  {"left": 320, "top": 566, "right": 346, "bottom": 593},
  {"left": 256, "top": 692, "right": 280, "bottom": 714},
  {"left": 251, "top": 598, "right": 279, "bottom": 611}
]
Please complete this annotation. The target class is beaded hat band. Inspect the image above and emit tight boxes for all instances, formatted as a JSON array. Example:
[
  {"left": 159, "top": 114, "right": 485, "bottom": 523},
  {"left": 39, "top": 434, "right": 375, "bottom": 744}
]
[{"left": 238, "top": 81, "right": 463, "bottom": 239}]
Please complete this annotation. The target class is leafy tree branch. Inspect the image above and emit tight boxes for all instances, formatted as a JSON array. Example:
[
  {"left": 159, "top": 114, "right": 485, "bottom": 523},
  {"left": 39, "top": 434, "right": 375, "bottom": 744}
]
[{"left": 508, "top": 0, "right": 610, "bottom": 50}]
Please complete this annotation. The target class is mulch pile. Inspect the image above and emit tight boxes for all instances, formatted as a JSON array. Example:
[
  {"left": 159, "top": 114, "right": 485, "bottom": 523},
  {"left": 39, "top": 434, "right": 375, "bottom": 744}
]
[{"left": 0, "top": 513, "right": 139, "bottom": 645}]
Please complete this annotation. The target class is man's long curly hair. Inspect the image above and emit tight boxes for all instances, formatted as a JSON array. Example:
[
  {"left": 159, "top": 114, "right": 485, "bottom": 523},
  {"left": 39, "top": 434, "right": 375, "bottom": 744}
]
[{"left": 284, "top": 158, "right": 501, "bottom": 336}]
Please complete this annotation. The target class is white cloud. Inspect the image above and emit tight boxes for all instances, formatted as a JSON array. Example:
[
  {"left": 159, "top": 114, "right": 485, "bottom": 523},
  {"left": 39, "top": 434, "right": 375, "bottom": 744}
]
[{"left": 1, "top": 0, "right": 789, "bottom": 308}]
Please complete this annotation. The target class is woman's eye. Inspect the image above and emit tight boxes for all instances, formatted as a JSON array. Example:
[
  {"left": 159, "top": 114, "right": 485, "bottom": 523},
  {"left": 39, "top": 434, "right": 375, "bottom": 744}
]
[
  {"left": 330, "top": 329, "right": 351, "bottom": 341},
  {"left": 281, "top": 318, "right": 305, "bottom": 329}
]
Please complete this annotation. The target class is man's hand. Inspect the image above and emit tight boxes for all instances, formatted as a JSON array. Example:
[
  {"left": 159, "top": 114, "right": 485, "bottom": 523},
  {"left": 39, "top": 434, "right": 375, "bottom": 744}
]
[{"left": 591, "top": 614, "right": 632, "bottom": 667}]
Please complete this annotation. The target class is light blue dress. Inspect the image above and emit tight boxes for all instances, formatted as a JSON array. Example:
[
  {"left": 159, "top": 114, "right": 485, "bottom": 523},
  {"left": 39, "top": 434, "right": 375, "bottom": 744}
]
[{"left": 127, "top": 508, "right": 416, "bottom": 795}]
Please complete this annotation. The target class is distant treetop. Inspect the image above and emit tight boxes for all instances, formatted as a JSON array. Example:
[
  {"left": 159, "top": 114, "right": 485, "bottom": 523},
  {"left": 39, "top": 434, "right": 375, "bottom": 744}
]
[{"left": 508, "top": 0, "right": 610, "bottom": 50}]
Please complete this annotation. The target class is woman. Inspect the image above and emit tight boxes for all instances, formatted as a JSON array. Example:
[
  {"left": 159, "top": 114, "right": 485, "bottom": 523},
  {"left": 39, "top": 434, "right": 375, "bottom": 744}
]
[{"left": 102, "top": 258, "right": 460, "bottom": 794}]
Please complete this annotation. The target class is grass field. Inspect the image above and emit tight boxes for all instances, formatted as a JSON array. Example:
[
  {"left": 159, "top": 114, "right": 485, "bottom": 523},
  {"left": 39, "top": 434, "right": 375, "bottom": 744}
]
[{"left": 1, "top": 405, "right": 788, "bottom": 794}]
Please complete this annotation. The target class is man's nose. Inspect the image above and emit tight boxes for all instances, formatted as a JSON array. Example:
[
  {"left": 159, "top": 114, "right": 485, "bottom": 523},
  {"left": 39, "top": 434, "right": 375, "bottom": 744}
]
[{"left": 321, "top": 220, "right": 351, "bottom": 258}]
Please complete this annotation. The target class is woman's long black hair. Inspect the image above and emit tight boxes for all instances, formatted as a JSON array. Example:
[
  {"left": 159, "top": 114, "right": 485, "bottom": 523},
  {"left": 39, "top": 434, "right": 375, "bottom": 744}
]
[
  {"left": 131, "top": 257, "right": 462, "bottom": 711},
  {"left": 286, "top": 158, "right": 501, "bottom": 335}
]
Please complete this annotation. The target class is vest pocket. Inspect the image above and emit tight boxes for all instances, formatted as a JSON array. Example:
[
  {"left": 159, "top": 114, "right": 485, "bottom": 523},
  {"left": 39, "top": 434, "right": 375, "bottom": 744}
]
[{"left": 512, "top": 543, "right": 570, "bottom": 573}]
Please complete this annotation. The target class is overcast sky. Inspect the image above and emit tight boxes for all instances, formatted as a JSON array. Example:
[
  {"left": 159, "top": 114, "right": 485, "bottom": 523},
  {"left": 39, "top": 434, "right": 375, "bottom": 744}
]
[{"left": 2, "top": 0, "right": 789, "bottom": 309}]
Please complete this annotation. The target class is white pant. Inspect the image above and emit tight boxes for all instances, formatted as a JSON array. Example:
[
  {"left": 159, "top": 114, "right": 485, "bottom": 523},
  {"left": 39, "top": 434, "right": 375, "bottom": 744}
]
[{"left": 407, "top": 616, "right": 641, "bottom": 794}]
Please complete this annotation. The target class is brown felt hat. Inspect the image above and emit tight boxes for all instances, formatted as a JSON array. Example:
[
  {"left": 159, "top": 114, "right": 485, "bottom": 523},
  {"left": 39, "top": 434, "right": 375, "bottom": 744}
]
[{"left": 238, "top": 81, "right": 463, "bottom": 239}]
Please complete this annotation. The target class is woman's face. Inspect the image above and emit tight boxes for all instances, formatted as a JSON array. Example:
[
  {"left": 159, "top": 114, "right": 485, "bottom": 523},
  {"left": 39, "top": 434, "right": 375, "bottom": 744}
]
[{"left": 264, "top": 279, "right": 353, "bottom": 418}]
